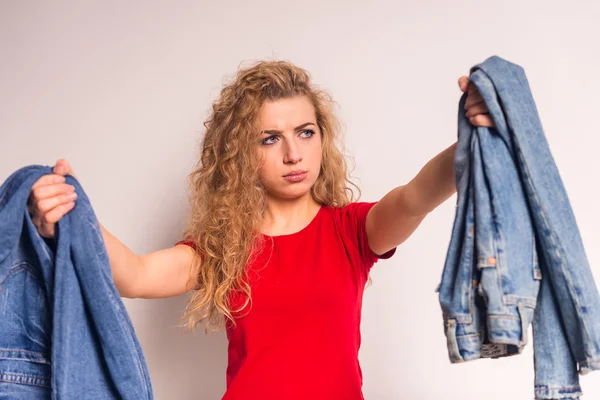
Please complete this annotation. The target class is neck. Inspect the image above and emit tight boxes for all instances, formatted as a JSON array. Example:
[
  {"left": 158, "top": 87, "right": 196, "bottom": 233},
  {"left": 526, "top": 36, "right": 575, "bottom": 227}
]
[{"left": 261, "top": 193, "right": 321, "bottom": 236}]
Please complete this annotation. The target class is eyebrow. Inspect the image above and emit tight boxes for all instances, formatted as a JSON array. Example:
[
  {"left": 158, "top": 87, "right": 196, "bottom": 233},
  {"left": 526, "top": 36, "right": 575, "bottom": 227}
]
[{"left": 262, "top": 122, "right": 316, "bottom": 135}]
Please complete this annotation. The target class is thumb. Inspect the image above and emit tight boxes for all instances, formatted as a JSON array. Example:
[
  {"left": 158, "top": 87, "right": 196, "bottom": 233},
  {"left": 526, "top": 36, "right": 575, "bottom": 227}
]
[
  {"left": 458, "top": 76, "right": 469, "bottom": 93},
  {"left": 53, "top": 159, "right": 77, "bottom": 179}
]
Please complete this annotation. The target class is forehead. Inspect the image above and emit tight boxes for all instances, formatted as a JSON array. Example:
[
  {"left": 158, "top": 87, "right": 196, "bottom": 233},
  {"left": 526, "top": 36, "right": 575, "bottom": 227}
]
[{"left": 259, "top": 96, "right": 316, "bottom": 129}]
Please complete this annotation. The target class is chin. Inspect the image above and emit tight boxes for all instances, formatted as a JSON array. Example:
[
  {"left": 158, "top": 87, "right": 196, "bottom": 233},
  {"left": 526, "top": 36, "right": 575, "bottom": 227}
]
[
  {"left": 269, "top": 181, "right": 315, "bottom": 200},
  {"left": 279, "top": 187, "right": 311, "bottom": 200}
]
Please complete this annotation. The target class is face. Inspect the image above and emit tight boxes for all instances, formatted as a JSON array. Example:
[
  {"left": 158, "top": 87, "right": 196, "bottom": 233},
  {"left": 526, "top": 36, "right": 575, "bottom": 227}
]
[{"left": 256, "top": 95, "right": 322, "bottom": 201}]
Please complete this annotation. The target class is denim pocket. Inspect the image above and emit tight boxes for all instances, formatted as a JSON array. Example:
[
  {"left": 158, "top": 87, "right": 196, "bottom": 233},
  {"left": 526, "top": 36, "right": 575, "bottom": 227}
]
[
  {"left": 0, "top": 381, "right": 50, "bottom": 398},
  {"left": 0, "top": 263, "right": 51, "bottom": 388}
]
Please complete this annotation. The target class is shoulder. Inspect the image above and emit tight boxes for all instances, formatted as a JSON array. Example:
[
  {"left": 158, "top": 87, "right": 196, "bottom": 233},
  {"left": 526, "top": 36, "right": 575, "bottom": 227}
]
[
  {"left": 321, "top": 201, "right": 377, "bottom": 242},
  {"left": 325, "top": 201, "right": 396, "bottom": 264},
  {"left": 325, "top": 201, "right": 377, "bottom": 222}
]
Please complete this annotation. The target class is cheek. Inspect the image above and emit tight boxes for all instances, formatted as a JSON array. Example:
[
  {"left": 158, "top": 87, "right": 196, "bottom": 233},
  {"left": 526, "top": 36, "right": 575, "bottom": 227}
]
[
  {"left": 312, "top": 143, "right": 323, "bottom": 166},
  {"left": 257, "top": 154, "right": 277, "bottom": 183}
]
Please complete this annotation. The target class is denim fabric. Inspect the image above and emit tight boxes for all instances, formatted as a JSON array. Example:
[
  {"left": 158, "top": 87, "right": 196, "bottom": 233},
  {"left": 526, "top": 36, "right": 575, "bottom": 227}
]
[
  {"left": 439, "top": 56, "right": 600, "bottom": 399},
  {"left": 0, "top": 165, "right": 153, "bottom": 399}
]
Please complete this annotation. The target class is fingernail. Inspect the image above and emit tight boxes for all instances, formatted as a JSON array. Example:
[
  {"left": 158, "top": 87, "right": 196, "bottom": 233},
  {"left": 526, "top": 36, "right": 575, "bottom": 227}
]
[
  {"left": 66, "top": 192, "right": 78, "bottom": 201},
  {"left": 54, "top": 176, "right": 66, "bottom": 183}
]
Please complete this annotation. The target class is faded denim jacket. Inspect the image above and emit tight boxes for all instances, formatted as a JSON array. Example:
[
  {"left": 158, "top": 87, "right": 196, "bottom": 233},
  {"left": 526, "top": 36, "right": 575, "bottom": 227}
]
[
  {"left": 0, "top": 165, "right": 153, "bottom": 399},
  {"left": 439, "top": 56, "right": 600, "bottom": 399}
]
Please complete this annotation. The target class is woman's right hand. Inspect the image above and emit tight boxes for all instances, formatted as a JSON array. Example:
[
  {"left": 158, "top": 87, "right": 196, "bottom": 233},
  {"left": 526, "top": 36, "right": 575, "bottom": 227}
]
[{"left": 27, "top": 159, "right": 79, "bottom": 239}]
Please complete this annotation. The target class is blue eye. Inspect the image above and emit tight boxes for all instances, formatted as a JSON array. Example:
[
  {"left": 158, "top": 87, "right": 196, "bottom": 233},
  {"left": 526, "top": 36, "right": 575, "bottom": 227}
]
[
  {"left": 300, "top": 129, "right": 315, "bottom": 138},
  {"left": 262, "top": 135, "right": 278, "bottom": 145}
]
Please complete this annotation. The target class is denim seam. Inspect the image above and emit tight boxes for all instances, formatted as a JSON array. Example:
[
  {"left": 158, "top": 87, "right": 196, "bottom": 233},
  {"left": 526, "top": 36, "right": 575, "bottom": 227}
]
[
  {"left": 116, "top": 299, "right": 150, "bottom": 397},
  {"left": 516, "top": 148, "right": 576, "bottom": 301},
  {"left": 503, "top": 295, "right": 537, "bottom": 307},
  {"left": 535, "top": 386, "right": 582, "bottom": 390},
  {"left": 492, "top": 227, "right": 511, "bottom": 315},
  {"left": 1, "top": 262, "right": 39, "bottom": 285},
  {"left": 0, "top": 349, "right": 47, "bottom": 356},
  {"left": 477, "top": 262, "right": 496, "bottom": 268},
  {"left": 534, "top": 385, "right": 583, "bottom": 399},
  {"left": 103, "top": 264, "right": 151, "bottom": 398},
  {"left": 455, "top": 333, "right": 481, "bottom": 339},
  {"left": 515, "top": 146, "right": 593, "bottom": 357},
  {"left": 487, "top": 315, "right": 519, "bottom": 320},
  {"left": 488, "top": 338, "right": 523, "bottom": 345},
  {"left": 580, "top": 357, "right": 600, "bottom": 363},
  {"left": 466, "top": 221, "right": 475, "bottom": 325},
  {"left": 75, "top": 214, "right": 152, "bottom": 399},
  {"left": 446, "top": 319, "right": 464, "bottom": 362},
  {"left": 0, "top": 357, "right": 49, "bottom": 364},
  {"left": 447, "top": 313, "right": 472, "bottom": 324},
  {"left": 535, "top": 394, "right": 583, "bottom": 400},
  {"left": 0, "top": 372, "right": 50, "bottom": 388},
  {"left": 0, "top": 348, "right": 50, "bottom": 364},
  {"left": 579, "top": 357, "right": 600, "bottom": 371},
  {"left": 518, "top": 304, "right": 528, "bottom": 345}
]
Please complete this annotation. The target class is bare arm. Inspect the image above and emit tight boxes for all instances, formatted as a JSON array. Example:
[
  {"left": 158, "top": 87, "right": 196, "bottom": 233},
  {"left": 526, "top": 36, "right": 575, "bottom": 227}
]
[
  {"left": 30, "top": 159, "right": 197, "bottom": 299},
  {"left": 366, "top": 142, "right": 457, "bottom": 255},
  {"left": 100, "top": 223, "right": 196, "bottom": 299},
  {"left": 365, "top": 75, "right": 496, "bottom": 255},
  {"left": 365, "top": 74, "right": 498, "bottom": 255}
]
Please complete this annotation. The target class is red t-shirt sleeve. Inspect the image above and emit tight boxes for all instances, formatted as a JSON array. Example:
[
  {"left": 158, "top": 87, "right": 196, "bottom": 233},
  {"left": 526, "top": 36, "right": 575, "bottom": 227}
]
[
  {"left": 337, "top": 201, "right": 396, "bottom": 269},
  {"left": 174, "top": 239, "right": 204, "bottom": 269},
  {"left": 174, "top": 239, "right": 197, "bottom": 251}
]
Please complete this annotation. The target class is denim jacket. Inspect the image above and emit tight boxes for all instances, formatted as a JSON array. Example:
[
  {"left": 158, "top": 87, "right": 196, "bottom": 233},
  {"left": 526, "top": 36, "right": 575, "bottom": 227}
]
[
  {"left": 439, "top": 56, "right": 600, "bottom": 399},
  {"left": 0, "top": 165, "right": 153, "bottom": 399}
]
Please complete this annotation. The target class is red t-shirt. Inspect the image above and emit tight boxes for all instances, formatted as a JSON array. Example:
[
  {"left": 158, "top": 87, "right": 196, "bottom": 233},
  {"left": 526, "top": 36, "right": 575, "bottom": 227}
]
[{"left": 176, "top": 202, "right": 396, "bottom": 400}]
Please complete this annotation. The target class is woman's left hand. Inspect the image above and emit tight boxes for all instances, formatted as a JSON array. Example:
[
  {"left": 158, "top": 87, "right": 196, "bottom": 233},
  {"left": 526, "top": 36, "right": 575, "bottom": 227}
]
[{"left": 459, "top": 76, "right": 495, "bottom": 127}]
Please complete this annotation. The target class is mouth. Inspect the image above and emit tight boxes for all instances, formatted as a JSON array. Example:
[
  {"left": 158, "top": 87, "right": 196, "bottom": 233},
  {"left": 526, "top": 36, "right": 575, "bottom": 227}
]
[
  {"left": 283, "top": 170, "right": 307, "bottom": 177},
  {"left": 283, "top": 170, "right": 308, "bottom": 182}
]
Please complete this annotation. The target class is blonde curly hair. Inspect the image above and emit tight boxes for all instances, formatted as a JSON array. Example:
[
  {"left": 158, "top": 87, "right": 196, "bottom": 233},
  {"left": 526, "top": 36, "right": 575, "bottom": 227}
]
[{"left": 182, "top": 60, "right": 360, "bottom": 331}]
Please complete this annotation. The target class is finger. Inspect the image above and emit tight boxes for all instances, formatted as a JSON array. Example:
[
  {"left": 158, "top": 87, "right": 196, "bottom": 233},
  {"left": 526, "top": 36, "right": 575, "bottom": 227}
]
[
  {"left": 36, "top": 191, "right": 78, "bottom": 214},
  {"left": 468, "top": 83, "right": 478, "bottom": 94},
  {"left": 31, "top": 183, "right": 76, "bottom": 202},
  {"left": 42, "top": 202, "right": 76, "bottom": 226},
  {"left": 28, "top": 183, "right": 74, "bottom": 214},
  {"left": 56, "top": 158, "right": 69, "bottom": 167},
  {"left": 469, "top": 114, "right": 495, "bottom": 127},
  {"left": 466, "top": 103, "right": 489, "bottom": 118},
  {"left": 458, "top": 76, "right": 469, "bottom": 92},
  {"left": 38, "top": 222, "right": 55, "bottom": 239},
  {"left": 31, "top": 174, "right": 67, "bottom": 190},
  {"left": 30, "top": 213, "right": 43, "bottom": 231},
  {"left": 53, "top": 159, "right": 70, "bottom": 172},
  {"left": 53, "top": 159, "right": 76, "bottom": 178},
  {"left": 465, "top": 92, "right": 484, "bottom": 109}
]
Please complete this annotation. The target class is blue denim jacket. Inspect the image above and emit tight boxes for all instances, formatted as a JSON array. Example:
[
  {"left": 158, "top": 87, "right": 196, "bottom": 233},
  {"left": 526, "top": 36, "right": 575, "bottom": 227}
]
[
  {"left": 0, "top": 166, "right": 153, "bottom": 399},
  {"left": 439, "top": 56, "right": 600, "bottom": 399}
]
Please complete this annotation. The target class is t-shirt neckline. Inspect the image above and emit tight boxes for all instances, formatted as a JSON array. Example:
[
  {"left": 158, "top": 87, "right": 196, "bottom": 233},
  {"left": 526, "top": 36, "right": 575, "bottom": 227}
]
[{"left": 261, "top": 205, "right": 325, "bottom": 240}]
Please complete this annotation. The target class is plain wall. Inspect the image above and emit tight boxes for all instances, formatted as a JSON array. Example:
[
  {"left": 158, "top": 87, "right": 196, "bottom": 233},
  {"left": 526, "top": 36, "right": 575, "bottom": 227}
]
[{"left": 1, "top": 1, "right": 599, "bottom": 398}]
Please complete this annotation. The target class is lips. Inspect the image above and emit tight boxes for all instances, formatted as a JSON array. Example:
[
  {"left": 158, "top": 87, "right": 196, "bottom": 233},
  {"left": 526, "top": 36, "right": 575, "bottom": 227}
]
[
  {"left": 283, "top": 170, "right": 308, "bottom": 182},
  {"left": 283, "top": 170, "right": 307, "bottom": 177}
]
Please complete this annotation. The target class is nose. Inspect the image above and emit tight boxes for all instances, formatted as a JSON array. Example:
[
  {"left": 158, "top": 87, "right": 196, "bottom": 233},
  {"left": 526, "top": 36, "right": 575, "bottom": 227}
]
[{"left": 283, "top": 139, "right": 302, "bottom": 164}]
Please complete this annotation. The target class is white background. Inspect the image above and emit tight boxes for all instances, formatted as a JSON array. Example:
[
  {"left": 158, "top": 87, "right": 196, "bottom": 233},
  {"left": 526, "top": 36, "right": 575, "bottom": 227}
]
[{"left": 1, "top": 1, "right": 599, "bottom": 398}]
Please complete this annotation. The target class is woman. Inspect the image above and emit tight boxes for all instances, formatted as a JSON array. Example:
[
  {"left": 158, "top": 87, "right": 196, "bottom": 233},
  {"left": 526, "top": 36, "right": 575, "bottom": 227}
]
[{"left": 27, "top": 61, "right": 493, "bottom": 399}]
